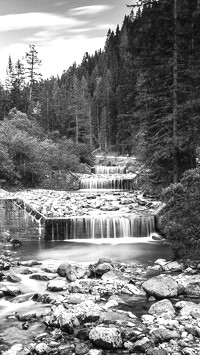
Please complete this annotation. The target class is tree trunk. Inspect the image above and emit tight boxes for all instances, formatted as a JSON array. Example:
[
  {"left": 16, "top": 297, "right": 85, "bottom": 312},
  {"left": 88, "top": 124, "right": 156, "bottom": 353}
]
[{"left": 173, "top": 0, "right": 178, "bottom": 183}]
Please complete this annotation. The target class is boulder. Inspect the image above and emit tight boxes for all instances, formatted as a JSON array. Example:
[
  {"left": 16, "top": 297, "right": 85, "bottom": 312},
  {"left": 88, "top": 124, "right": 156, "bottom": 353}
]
[
  {"left": 95, "top": 263, "right": 113, "bottom": 276},
  {"left": 73, "top": 300, "right": 102, "bottom": 322},
  {"left": 89, "top": 326, "right": 122, "bottom": 349},
  {"left": 162, "top": 261, "right": 183, "bottom": 272},
  {"left": 20, "top": 260, "right": 42, "bottom": 267},
  {"left": 57, "top": 262, "right": 71, "bottom": 277},
  {"left": 1, "top": 285, "right": 21, "bottom": 296},
  {"left": 185, "top": 280, "right": 200, "bottom": 297},
  {"left": 34, "top": 342, "right": 50, "bottom": 354},
  {"left": 175, "top": 301, "right": 200, "bottom": 316},
  {"left": 2, "top": 344, "right": 30, "bottom": 355},
  {"left": 7, "top": 274, "right": 21, "bottom": 283},
  {"left": 148, "top": 299, "right": 175, "bottom": 315},
  {"left": 29, "top": 273, "right": 56, "bottom": 281},
  {"left": 58, "top": 312, "right": 79, "bottom": 334},
  {"left": 132, "top": 337, "right": 153, "bottom": 352},
  {"left": 122, "top": 283, "right": 146, "bottom": 296},
  {"left": 142, "top": 275, "right": 178, "bottom": 298},
  {"left": 57, "top": 263, "right": 87, "bottom": 281},
  {"left": 150, "top": 328, "right": 179, "bottom": 342},
  {"left": 18, "top": 311, "right": 37, "bottom": 321},
  {"left": 97, "top": 257, "right": 114, "bottom": 266},
  {"left": 47, "top": 279, "right": 68, "bottom": 291}
]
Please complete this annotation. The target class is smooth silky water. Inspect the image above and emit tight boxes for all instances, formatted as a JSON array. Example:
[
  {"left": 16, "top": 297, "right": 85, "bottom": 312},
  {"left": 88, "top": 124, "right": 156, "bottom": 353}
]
[{"left": 0, "top": 199, "right": 170, "bottom": 346}]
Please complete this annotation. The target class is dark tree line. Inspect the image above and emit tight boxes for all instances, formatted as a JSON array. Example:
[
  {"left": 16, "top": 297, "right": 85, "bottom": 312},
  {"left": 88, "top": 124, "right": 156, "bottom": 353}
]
[{"left": 1, "top": 0, "right": 200, "bottom": 186}]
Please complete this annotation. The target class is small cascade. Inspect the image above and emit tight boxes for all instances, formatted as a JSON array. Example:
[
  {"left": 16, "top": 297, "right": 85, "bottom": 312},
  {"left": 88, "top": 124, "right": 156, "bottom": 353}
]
[
  {"left": 45, "top": 215, "right": 156, "bottom": 240},
  {"left": 80, "top": 177, "right": 133, "bottom": 190},
  {"left": 80, "top": 158, "right": 135, "bottom": 190},
  {"left": 94, "top": 166, "right": 126, "bottom": 174}
]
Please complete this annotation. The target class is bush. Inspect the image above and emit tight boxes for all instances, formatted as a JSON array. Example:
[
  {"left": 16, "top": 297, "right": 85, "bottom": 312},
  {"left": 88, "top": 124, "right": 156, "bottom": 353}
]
[{"left": 160, "top": 168, "right": 200, "bottom": 259}]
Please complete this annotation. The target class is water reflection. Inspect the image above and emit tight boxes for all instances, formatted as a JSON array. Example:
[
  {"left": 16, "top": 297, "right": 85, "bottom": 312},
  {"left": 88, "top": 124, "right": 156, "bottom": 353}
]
[{"left": 0, "top": 199, "right": 170, "bottom": 264}]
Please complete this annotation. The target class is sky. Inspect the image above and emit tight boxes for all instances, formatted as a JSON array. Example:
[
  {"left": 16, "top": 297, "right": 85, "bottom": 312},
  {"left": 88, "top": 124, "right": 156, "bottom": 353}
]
[{"left": 0, "top": 0, "right": 134, "bottom": 82}]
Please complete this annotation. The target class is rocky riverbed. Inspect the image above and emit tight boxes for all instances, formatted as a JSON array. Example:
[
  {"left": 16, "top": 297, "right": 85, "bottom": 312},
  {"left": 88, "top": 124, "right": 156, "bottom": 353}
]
[
  {"left": 2, "top": 189, "right": 162, "bottom": 219},
  {"left": 1, "top": 249, "right": 200, "bottom": 355}
]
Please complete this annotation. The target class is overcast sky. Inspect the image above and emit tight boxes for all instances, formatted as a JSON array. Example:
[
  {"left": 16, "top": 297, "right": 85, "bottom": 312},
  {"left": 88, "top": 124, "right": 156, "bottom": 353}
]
[{"left": 0, "top": 0, "right": 134, "bottom": 82}]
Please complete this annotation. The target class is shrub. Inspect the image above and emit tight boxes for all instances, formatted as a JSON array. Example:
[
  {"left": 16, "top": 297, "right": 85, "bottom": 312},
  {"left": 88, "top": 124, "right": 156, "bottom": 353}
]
[{"left": 160, "top": 168, "right": 200, "bottom": 259}]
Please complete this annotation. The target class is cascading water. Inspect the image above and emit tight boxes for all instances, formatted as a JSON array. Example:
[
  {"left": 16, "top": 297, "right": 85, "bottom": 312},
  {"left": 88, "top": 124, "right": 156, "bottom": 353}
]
[
  {"left": 80, "top": 177, "right": 134, "bottom": 190},
  {"left": 45, "top": 215, "right": 156, "bottom": 240},
  {"left": 80, "top": 160, "right": 135, "bottom": 190},
  {"left": 94, "top": 166, "right": 126, "bottom": 174}
]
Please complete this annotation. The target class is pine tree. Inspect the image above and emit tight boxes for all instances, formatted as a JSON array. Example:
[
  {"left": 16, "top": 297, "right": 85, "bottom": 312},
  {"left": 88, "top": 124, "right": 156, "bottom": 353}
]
[{"left": 25, "top": 45, "right": 42, "bottom": 107}]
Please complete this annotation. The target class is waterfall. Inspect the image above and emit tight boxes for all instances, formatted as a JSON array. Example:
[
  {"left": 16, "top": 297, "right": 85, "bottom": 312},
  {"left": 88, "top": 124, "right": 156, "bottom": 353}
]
[
  {"left": 45, "top": 215, "right": 156, "bottom": 240},
  {"left": 80, "top": 177, "right": 133, "bottom": 190},
  {"left": 94, "top": 166, "right": 126, "bottom": 174}
]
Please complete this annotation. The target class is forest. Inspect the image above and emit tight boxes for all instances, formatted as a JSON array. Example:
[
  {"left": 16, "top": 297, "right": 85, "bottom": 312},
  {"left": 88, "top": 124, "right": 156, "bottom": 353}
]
[{"left": 0, "top": 0, "right": 200, "bottom": 256}]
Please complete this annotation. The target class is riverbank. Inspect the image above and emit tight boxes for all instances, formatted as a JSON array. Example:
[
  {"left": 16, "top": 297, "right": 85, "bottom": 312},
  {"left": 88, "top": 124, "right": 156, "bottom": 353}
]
[{"left": 1, "top": 249, "right": 200, "bottom": 355}]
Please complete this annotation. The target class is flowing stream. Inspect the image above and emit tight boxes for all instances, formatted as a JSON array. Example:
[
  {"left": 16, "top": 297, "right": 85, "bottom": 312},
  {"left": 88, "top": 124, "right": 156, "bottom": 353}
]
[{"left": 0, "top": 161, "right": 170, "bottom": 348}]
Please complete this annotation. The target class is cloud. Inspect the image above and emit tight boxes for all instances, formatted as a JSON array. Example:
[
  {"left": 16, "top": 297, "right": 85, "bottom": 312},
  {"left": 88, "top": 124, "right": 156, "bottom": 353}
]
[
  {"left": 69, "top": 5, "right": 113, "bottom": 16},
  {"left": 0, "top": 12, "right": 85, "bottom": 32}
]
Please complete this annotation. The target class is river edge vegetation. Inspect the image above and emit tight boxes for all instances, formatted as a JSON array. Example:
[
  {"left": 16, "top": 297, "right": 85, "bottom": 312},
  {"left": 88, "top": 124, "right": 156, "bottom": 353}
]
[{"left": 0, "top": 0, "right": 200, "bottom": 259}]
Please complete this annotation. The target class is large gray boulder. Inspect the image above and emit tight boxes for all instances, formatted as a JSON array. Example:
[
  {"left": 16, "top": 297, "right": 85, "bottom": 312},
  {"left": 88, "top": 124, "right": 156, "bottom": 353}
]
[
  {"left": 148, "top": 299, "right": 175, "bottom": 315},
  {"left": 57, "top": 263, "right": 87, "bottom": 281},
  {"left": 142, "top": 275, "right": 178, "bottom": 298},
  {"left": 89, "top": 326, "right": 122, "bottom": 349},
  {"left": 95, "top": 263, "right": 113, "bottom": 276}
]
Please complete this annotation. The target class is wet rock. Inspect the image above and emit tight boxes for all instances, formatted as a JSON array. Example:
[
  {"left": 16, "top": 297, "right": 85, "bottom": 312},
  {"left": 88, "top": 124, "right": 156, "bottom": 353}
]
[
  {"left": 150, "top": 328, "right": 179, "bottom": 342},
  {"left": 132, "top": 337, "right": 153, "bottom": 352},
  {"left": 57, "top": 262, "right": 71, "bottom": 277},
  {"left": 154, "top": 259, "right": 167, "bottom": 267},
  {"left": 20, "top": 269, "right": 33, "bottom": 275},
  {"left": 100, "top": 205, "right": 119, "bottom": 211},
  {"left": 73, "top": 300, "right": 102, "bottom": 322},
  {"left": 185, "top": 280, "right": 200, "bottom": 297},
  {"left": 95, "top": 262, "right": 113, "bottom": 276},
  {"left": 75, "top": 342, "right": 89, "bottom": 355},
  {"left": 57, "top": 263, "right": 87, "bottom": 281},
  {"left": 162, "top": 261, "right": 183, "bottom": 272},
  {"left": 175, "top": 301, "right": 200, "bottom": 316},
  {"left": 29, "top": 273, "right": 57, "bottom": 281},
  {"left": 58, "top": 344, "right": 75, "bottom": 355},
  {"left": 151, "top": 234, "right": 164, "bottom": 241},
  {"left": 122, "top": 283, "right": 146, "bottom": 296},
  {"left": 1, "top": 261, "right": 11, "bottom": 270},
  {"left": 66, "top": 265, "right": 88, "bottom": 282},
  {"left": 18, "top": 311, "right": 37, "bottom": 321},
  {"left": 34, "top": 342, "right": 50, "bottom": 354},
  {"left": 89, "top": 326, "right": 122, "bottom": 349},
  {"left": 148, "top": 299, "right": 175, "bottom": 315},
  {"left": 182, "top": 348, "right": 197, "bottom": 355},
  {"left": 88, "top": 350, "right": 103, "bottom": 355},
  {"left": 142, "top": 275, "right": 178, "bottom": 298},
  {"left": 2, "top": 344, "right": 30, "bottom": 355},
  {"left": 1, "top": 285, "right": 21, "bottom": 296},
  {"left": 20, "top": 260, "right": 42, "bottom": 267},
  {"left": 47, "top": 279, "right": 69, "bottom": 291},
  {"left": 7, "top": 274, "right": 21, "bottom": 283},
  {"left": 97, "top": 257, "right": 114, "bottom": 266}
]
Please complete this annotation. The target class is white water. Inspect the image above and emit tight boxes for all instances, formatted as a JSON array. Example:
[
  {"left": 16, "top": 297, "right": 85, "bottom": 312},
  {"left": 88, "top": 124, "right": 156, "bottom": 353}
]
[
  {"left": 80, "top": 177, "right": 133, "bottom": 190},
  {"left": 94, "top": 166, "right": 126, "bottom": 174},
  {"left": 49, "top": 215, "right": 156, "bottom": 240}
]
